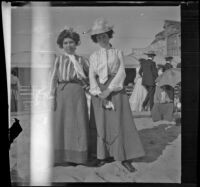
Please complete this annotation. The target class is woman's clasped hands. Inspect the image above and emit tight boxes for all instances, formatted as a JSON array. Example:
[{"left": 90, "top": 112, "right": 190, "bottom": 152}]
[{"left": 98, "top": 88, "right": 111, "bottom": 99}]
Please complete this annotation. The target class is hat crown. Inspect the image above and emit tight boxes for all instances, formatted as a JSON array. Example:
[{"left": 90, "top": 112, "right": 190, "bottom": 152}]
[
  {"left": 92, "top": 18, "right": 110, "bottom": 30},
  {"left": 84, "top": 17, "right": 113, "bottom": 35}
]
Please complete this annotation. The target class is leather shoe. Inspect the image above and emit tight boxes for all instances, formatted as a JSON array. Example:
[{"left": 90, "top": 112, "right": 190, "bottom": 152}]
[
  {"left": 86, "top": 159, "right": 100, "bottom": 167},
  {"left": 121, "top": 161, "right": 136, "bottom": 172},
  {"left": 97, "top": 160, "right": 107, "bottom": 167}
]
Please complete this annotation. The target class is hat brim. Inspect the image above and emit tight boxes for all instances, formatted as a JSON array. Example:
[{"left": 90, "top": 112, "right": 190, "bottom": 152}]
[
  {"left": 144, "top": 53, "right": 156, "bottom": 56},
  {"left": 165, "top": 57, "right": 173, "bottom": 60},
  {"left": 89, "top": 26, "right": 114, "bottom": 36}
]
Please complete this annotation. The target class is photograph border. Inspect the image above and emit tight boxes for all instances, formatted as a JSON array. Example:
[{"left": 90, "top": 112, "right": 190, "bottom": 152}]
[{"left": 1, "top": 1, "right": 198, "bottom": 186}]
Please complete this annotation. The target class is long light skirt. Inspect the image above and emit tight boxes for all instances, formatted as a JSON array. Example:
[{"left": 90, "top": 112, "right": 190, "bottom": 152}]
[
  {"left": 91, "top": 79, "right": 145, "bottom": 161},
  {"left": 129, "top": 78, "right": 147, "bottom": 112}
]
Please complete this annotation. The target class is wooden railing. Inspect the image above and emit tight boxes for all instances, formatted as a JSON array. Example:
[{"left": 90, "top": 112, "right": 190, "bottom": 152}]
[{"left": 20, "top": 86, "right": 33, "bottom": 112}]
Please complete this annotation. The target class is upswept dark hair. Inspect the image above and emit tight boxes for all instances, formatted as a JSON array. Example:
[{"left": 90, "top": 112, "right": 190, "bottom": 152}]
[
  {"left": 57, "top": 29, "right": 80, "bottom": 48},
  {"left": 91, "top": 30, "right": 114, "bottom": 43},
  {"left": 11, "top": 68, "right": 17, "bottom": 76}
]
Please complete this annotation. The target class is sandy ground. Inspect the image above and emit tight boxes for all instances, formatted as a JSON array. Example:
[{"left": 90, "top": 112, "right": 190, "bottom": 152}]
[
  {"left": 10, "top": 110, "right": 181, "bottom": 184},
  {"left": 51, "top": 117, "right": 181, "bottom": 183}
]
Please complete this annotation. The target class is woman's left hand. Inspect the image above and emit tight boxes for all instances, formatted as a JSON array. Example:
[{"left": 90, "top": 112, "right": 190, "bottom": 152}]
[{"left": 99, "top": 89, "right": 111, "bottom": 99}]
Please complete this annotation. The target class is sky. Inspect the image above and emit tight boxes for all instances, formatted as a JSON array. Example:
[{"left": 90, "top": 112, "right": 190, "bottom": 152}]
[{"left": 11, "top": 5, "right": 180, "bottom": 56}]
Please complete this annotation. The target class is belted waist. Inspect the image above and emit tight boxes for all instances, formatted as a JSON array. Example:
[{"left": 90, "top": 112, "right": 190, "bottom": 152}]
[
  {"left": 96, "top": 74, "right": 115, "bottom": 85},
  {"left": 57, "top": 79, "right": 82, "bottom": 84},
  {"left": 57, "top": 79, "right": 85, "bottom": 91}
]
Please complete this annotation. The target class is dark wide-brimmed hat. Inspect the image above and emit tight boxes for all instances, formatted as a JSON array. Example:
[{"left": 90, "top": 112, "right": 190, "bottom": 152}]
[
  {"left": 83, "top": 18, "right": 114, "bottom": 36},
  {"left": 144, "top": 51, "right": 156, "bottom": 57},
  {"left": 165, "top": 56, "right": 173, "bottom": 61}
]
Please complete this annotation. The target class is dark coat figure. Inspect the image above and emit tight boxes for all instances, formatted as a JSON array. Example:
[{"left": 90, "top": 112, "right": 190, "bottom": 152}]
[
  {"left": 164, "top": 56, "right": 173, "bottom": 71},
  {"left": 164, "top": 62, "right": 173, "bottom": 71},
  {"left": 139, "top": 54, "right": 158, "bottom": 110}
]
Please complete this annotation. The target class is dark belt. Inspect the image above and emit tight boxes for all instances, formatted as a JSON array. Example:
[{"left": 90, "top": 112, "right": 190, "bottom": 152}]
[{"left": 58, "top": 80, "right": 82, "bottom": 90}]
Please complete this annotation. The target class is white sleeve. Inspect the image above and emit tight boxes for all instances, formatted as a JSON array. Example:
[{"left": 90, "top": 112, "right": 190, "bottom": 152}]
[
  {"left": 89, "top": 54, "right": 102, "bottom": 95},
  {"left": 108, "top": 50, "right": 126, "bottom": 92}
]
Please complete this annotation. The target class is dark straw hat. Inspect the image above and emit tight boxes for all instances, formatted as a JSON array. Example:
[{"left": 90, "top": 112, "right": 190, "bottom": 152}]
[
  {"left": 165, "top": 56, "right": 173, "bottom": 61},
  {"left": 144, "top": 51, "right": 156, "bottom": 57}
]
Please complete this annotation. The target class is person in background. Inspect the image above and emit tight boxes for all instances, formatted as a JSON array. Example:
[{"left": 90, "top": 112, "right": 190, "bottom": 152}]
[
  {"left": 164, "top": 56, "right": 175, "bottom": 111},
  {"left": 88, "top": 18, "right": 145, "bottom": 172},
  {"left": 151, "top": 65, "right": 175, "bottom": 122},
  {"left": 139, "top": 51, "right": 158, "bottom": 111},
  {"left": 164, "top": 56, "right": 174, "bottom": 70},
  {"left": 176, "top": 62, "right": 181, "bottom": 68},
  {"left": 129, "top": 58, "right": 147, "bottom": 112},
  {"left": 11, "top": 68, "right": 22, "bottom": 112},
  {"left": 50, "top": 27, "right": 90, "bottom": 166}
]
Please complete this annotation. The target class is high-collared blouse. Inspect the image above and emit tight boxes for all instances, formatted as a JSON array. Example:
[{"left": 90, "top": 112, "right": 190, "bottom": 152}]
[
  {"left": 89, "top": 47, "right": 126, "bottom": 95},
  {"left": 50, "top": 53, "right": 89, "bottom": 95}
]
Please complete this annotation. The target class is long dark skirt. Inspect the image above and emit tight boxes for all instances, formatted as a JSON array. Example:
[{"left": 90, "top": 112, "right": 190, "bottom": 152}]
[
  {"left": 91, "top": 78, "right": 145, "bottom": 161},
  {"left": 151, "top": 103, "right": 174, "bottom": 122},
  {"left": 152, "top": 85, "right": 174, "bottom": 122},
  {"left": 11, "top": 84, "right": 22, "bottom": 112},
  {"left": 53, "top": 82, "right": 89, "bottom": 164},
  {"left": 11, "top": 89, "right": 18, "bottom": 112}
]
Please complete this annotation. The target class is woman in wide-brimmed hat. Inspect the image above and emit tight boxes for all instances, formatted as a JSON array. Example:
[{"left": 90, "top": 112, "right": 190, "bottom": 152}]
[
  {"left": 86, "top": 18, "right": 145, "bottom": 172},
  {"left": 49, "top": 27, "right": 90, "bottom": 166}
]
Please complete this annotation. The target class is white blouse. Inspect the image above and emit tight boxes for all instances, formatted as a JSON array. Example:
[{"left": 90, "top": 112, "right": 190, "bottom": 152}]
[{"left": 89, "top": 47, "right": 126, "bottom": 95}]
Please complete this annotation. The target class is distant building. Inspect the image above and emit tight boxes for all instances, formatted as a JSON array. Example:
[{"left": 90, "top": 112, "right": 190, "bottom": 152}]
[
  {"left": 164, "top": 20, "right": 181, "bottom": 57},
  {"left": 150, "top": 30, "right": 167, "bottom": 56},
  {"left": 132, "top": 20, "right": 181, "bottom": 58},
  {"left": 128, "top": 20, "right": 181, "bottom": 87}
]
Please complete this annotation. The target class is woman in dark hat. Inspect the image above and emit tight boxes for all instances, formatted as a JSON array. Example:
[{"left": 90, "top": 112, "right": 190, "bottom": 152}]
[
  {"left": 144, "top": 51, "right": 156, "bottom": 59},
  {"left": 50, "top": 27, "right": 90, "bottom": 166},
  {"left": 87, "top": 18, "right": 145, "bottom": 172},
  {"left": 164, "top": 56, "right": 173, "bottom": 70}
]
